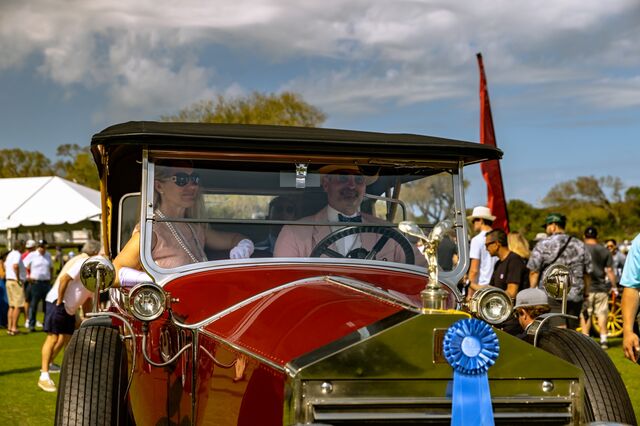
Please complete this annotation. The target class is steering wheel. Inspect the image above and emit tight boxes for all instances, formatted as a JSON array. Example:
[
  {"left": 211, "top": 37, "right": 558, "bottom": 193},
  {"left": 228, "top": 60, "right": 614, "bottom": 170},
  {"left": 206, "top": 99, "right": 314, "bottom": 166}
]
[{"left": 310, "top": 225, "right": 415, "bottom": 264}]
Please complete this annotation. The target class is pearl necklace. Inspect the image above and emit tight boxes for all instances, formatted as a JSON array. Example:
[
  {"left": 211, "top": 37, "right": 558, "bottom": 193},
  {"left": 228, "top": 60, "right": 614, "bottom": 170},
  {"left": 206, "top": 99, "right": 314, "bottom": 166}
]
[{"left": 155, "top": 210, "right": 207, "bottom": 263}]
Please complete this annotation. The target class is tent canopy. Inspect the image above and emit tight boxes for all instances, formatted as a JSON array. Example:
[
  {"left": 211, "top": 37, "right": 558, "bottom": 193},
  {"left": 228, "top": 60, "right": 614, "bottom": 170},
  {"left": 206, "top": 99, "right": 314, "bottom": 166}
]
[{"left": 0, "top": 176, "right": 101, "bottom": 231}]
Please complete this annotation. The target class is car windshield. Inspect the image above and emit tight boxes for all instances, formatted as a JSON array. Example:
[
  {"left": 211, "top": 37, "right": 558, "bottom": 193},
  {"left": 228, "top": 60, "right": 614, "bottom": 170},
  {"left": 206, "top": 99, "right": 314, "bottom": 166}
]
[{"left": 138, "top": 155, "right": 459, "bottom": 272}]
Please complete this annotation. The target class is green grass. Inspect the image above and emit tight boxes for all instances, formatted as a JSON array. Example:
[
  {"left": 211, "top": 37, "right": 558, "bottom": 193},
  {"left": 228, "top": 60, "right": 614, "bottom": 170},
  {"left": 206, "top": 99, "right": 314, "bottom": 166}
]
[
  {"left": 0, "top": 318, "right": 638, "bottom": 425},
  {"left": 0, "top": 314, "right": 62, "bottom": 425}
]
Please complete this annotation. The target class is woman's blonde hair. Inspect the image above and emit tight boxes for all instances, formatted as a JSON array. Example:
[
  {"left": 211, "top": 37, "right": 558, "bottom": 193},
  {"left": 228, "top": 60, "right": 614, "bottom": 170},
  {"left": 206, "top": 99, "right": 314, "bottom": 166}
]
[
  {"left": 508, "top": 231, "right": 530, "bottom": 259},
  {"left": 153, "top": 160, "right": 204, "bottom": 218}
]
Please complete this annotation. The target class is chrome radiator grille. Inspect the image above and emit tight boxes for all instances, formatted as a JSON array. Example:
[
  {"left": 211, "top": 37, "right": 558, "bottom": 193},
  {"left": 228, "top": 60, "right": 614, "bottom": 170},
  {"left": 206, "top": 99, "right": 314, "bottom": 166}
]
[{"left": 293, "top": 380, "right": 580, "bottom": 426}]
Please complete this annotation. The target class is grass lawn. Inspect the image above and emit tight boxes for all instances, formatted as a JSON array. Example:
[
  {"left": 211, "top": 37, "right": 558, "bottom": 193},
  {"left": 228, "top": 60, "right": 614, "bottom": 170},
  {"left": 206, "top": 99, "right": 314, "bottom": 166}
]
[{"left": 1, "top": 318, "right": 639, "bottom": 425}]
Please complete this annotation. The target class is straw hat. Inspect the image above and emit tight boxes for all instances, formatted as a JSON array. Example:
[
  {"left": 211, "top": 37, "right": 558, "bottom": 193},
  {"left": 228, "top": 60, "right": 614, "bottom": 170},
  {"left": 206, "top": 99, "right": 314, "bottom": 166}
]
[
  {"left": 318, "top": 164, "right": 378, "bottom": 185},
  {"left": 467, "top": 206, "right": 496, "bottom": 221}
]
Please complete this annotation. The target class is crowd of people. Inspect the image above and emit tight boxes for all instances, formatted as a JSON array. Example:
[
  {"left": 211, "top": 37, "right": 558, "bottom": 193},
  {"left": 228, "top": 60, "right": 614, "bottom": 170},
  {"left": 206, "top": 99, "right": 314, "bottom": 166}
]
[
  {"left": 0, "top": 239, "right": 98, "bottom": 392},
  {"left": 466, "top": 205, "right": 639, "bottom": 361}
]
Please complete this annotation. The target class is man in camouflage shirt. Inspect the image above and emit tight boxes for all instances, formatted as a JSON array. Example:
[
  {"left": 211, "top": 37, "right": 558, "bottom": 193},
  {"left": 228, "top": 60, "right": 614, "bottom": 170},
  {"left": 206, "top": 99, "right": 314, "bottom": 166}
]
[{"left": 527, "top": 213, "right": 592, "bottom": 328}]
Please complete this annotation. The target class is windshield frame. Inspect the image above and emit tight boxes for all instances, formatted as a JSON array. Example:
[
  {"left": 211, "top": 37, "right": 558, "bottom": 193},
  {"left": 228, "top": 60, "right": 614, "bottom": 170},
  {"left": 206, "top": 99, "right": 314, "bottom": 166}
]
[{"left": 137, "top": 149, "right": 470, "bottom": 286}]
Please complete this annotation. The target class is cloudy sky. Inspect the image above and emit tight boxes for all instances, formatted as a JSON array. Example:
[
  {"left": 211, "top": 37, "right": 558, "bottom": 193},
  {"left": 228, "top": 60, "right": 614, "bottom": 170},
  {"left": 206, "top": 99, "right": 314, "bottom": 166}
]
[{"left": 1, "top": 0, "right": 639, "bottom": 207}]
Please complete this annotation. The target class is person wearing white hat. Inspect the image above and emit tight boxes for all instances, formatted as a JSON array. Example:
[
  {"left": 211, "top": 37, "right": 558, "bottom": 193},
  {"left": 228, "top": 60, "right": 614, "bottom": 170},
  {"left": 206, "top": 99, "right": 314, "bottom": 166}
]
[{"left": 466, "top": 206, "right": 498, "bottom": 298}]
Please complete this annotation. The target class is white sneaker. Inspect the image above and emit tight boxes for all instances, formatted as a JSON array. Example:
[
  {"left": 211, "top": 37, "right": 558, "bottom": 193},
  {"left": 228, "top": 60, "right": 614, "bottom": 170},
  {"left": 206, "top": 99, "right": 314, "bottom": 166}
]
[
  {"left": 24, "top": 319, "right": 30, "bottom": 328},
  {"left": 38, "top": 378, "right": 56, "bottom": 392},
  {"left": 36, "top": 321, "right": 44, "bottom": 328},
  {"left": 49, "top": 363, "right": 61, "bottom": 374}
]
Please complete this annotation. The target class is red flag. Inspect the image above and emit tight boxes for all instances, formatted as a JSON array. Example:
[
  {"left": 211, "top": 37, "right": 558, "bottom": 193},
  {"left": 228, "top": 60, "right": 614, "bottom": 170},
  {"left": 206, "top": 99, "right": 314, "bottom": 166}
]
[{"left": 477, "top": 53, "right": 509, "bottom": 232}]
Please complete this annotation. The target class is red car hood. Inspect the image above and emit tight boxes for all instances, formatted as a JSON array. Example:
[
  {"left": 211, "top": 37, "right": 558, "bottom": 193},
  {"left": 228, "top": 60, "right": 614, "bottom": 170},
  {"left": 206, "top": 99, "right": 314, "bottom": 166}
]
[{"left": 163, "top": 264, "right": 427, "bottom": 367}]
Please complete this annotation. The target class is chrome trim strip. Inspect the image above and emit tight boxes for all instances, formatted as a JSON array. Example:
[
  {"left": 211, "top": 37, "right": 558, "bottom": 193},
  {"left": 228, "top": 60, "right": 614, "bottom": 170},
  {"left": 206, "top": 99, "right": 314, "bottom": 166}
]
[
  {"left": 439, "top": 162, "right": 468, "bottom": 287},
  {"left": 197, "top": 328, "right": 286, "bottom": 373},
  {"left": 191, "top": 330, "right": 198, "bottom": 425},
  {"left": 86, "top": 312, "right": 136, "bottom": 397},
  {"left": 309, "top": 396, "right": 574, "bottom": 405},
  {"left": 171, "top": 276, "right": 327, "bottom": 330},
  {"left": 324, "top": 276, "right": 421, "bottom": 312},
  {"left": 286, "top": 309, "right": 417, "bottom": 376},
  {"left": 148, "top": 256, "right": 431, "bottom": 287}
]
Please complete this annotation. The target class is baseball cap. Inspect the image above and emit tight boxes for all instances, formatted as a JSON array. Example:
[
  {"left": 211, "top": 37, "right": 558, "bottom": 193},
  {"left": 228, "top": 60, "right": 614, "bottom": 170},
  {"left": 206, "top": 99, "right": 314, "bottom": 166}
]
[
  {"left": 542, "top": 213, "right": 566, "bottom": 228},
  {"left": 37, "top": 239, "right": 48, "bottom": 247},
  {"left": 514, "top": 288, "right": 548, "bottom": 309},
  {"left": 25, "top": 239, "right": 37, "bottom": 249},
  {"left": 584, "top": 226, "right": 598, "bottom": 239}
]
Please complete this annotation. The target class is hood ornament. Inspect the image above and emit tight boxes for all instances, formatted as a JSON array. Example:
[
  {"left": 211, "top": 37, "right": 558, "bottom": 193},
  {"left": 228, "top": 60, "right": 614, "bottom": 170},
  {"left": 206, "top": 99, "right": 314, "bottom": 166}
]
[{"left": 399, "top": 220, "right": 453, "bottom": 311}]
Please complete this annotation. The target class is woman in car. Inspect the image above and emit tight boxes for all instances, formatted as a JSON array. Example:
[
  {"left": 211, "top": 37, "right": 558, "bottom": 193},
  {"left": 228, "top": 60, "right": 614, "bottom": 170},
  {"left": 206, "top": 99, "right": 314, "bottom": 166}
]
[{"left": 114, "top": 160, "right": 254, "bottom": 285}]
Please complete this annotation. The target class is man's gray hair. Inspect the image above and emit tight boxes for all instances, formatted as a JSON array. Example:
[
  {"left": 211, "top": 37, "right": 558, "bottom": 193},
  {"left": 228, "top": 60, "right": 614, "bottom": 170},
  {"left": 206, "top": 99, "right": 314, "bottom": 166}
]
[{"left": 81, "top": 240, "right": 101, "bottom": 255}]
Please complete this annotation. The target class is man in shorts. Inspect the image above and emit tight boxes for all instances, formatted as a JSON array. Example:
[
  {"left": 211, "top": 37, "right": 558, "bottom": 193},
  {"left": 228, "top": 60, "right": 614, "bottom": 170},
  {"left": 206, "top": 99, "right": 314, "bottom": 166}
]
[
  {"left": 5, "top": 240, "right": 26, "bottom": 335},
  {"left": 580, "top": 226, "right": 617, "bottom": 349},
  {"left": 38, "top": 240, "right": 100, "bottom": 392}
]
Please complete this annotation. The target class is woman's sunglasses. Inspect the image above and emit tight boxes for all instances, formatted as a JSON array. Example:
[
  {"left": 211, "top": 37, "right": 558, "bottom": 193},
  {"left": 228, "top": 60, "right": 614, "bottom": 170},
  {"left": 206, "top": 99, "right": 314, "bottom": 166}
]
[{"left": 170, "top": 172, "right": 200, "bottom": 187}]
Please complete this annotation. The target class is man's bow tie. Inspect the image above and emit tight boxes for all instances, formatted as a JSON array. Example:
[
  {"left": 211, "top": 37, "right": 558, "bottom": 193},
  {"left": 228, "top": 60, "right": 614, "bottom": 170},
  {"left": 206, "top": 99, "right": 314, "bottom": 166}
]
[{"left": 338, "top": 214, "right": 362, "bottom": 223}]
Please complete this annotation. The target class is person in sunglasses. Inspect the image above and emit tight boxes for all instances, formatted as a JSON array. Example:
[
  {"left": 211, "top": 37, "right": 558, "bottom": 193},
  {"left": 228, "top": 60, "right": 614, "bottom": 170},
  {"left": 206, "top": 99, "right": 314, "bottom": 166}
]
[
  {"left": 274, "top": 165, "right": 423, "bottom": 264},
  {"left": 114, "top": 161, "right": 254, "bottom": 280}
]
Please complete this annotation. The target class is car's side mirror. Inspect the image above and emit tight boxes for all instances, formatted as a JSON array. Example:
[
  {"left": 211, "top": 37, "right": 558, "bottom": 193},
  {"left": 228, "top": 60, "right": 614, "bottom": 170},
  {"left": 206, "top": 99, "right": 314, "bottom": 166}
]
[{"left": 80, "top": 256, "right": 116, "bottom": 312}]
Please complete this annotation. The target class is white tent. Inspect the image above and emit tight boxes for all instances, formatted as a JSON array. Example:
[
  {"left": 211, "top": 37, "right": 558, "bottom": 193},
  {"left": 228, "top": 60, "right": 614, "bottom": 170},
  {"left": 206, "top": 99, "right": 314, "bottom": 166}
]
[{"left": 0, "top": 176, "right": 101, "bottom": 231}]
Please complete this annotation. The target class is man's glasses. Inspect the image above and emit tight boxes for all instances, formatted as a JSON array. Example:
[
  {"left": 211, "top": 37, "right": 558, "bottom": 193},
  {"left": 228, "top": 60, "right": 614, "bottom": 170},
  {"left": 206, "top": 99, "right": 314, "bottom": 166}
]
[
  {"left": 331, "top": 174, "right": 366, "bottom": 185},
  {"left": 484, "top": 241, "right": 497, "bottom": 249},
  {"left": 170, "top": 172, "right": 200, "bottom": 187}
]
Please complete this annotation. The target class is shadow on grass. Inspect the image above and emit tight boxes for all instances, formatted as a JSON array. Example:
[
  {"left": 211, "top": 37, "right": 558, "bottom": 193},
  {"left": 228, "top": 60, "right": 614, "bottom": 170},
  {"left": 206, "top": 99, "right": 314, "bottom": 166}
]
[{"left": 0, "top": 366, "right": 41, "bottom": 376}]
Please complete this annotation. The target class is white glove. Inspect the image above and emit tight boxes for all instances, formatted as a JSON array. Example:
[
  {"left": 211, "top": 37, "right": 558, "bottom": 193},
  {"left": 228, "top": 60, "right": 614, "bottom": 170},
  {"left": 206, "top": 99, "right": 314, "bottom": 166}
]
[
  {"left": 118, "top": 267, "right": 153, "bottom": 288},
  {"left": 230, "top": 239, "right": 254, "bottom": 259}
]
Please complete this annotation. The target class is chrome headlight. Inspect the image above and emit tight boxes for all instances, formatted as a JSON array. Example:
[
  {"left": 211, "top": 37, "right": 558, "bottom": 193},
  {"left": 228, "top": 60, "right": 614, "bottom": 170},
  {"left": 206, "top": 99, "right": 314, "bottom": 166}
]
[
  {"left": 469, "top": 286, "right": 513, "bottom": 324},
  {"left": 128, "top": 283, "right": 166, "bottom": 322}
]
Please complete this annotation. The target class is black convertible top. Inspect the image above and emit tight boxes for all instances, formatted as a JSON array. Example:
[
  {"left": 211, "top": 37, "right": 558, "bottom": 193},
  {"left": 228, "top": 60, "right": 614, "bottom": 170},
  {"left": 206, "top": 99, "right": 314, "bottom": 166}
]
[{"left": 92, "top": 121, "right": 502, "bottom": 165}]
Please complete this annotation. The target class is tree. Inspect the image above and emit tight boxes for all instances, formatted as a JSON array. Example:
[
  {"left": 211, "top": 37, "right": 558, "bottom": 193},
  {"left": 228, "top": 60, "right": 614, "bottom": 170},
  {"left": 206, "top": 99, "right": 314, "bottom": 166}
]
[
  {"left": 53, "top": 144, "right": 99, "bottom": 189},
  {"left": 542, "top": 175, "right": 623, "bottom": 226},
  {"left": 0, "top": 149, "right": 53, "bottom": 178},
  {"left": 162, "top": 91, "right": 326, "bottom": 127},
  {"left": 506, "top": 199, "right": 548, "bottom": 239}
]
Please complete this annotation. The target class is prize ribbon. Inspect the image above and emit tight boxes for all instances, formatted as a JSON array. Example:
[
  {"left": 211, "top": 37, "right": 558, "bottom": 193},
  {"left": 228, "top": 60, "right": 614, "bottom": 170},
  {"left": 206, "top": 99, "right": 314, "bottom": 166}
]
[{"left": 443, "top": 318, "right": 500, "bottom": 426}]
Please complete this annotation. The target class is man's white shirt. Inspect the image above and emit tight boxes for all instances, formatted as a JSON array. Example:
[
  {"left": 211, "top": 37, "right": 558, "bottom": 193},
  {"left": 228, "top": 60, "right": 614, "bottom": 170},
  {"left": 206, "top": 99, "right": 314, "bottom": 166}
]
[
  {"left": 24, "top": 251, "right": 52, "bottom": 280},
  {"left": 469, "top": 230, "right": 498, "bottom": 285}
]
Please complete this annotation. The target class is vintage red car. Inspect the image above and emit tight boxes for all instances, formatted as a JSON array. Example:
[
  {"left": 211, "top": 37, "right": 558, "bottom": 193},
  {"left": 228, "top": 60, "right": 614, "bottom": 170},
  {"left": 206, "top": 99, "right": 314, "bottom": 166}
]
[{"left": 55, "top": 122, "right": 635, "bottom": 425}]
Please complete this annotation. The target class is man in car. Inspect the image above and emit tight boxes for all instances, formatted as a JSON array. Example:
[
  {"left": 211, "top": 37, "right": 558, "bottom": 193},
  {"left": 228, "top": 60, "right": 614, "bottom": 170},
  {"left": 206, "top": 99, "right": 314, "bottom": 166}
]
[{"left": 274, "top": 165, "right": 423, "bottom": 264}]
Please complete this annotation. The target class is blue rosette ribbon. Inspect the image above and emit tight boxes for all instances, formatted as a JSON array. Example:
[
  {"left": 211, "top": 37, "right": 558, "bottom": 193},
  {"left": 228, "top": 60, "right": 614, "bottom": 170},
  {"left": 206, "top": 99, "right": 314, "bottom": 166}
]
[{"left": 443, "top": 318, "right": 500, "bottom": 426}]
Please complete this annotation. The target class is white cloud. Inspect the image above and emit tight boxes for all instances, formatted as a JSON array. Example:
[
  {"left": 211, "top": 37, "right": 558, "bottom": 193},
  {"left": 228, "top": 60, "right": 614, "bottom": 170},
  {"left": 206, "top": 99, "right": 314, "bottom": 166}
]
[{"left": 0, "top": 0, "right": 639, "bottom": 119}]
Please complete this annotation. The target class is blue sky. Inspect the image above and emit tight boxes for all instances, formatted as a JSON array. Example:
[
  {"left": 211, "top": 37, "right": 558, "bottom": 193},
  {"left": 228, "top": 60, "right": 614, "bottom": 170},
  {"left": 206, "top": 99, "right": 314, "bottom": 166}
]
[{"left": 1, "top": 0, "right": 639, "bottom": 208}]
